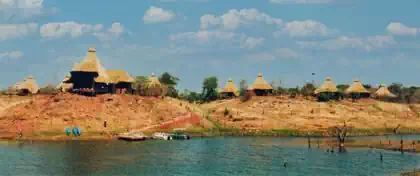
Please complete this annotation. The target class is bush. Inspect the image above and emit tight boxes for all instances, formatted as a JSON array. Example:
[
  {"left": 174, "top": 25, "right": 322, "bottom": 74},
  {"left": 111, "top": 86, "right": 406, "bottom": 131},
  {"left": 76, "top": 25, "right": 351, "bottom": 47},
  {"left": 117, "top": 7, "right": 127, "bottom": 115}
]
[{"left": 39, "top": 85, "right": 58, "bottom": 95}]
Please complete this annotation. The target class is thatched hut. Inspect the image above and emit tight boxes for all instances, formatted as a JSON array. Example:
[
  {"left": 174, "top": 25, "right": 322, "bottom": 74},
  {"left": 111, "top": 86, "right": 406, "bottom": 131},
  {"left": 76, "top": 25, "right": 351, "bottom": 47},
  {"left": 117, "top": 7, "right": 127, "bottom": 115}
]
[
  {"left": 144, "top": 73, "right": 167, "bottom": 97},
  {"left": 70, "top": 48, "right": 108, "bottom": 93},
  {"left": 314, "top": 77, "right": 339, "bottom": 101},
  {"left": 220, "top": 78, "right": 239, "bottom": 98},
  {"left": 16, "top": 76, "right": 39, "bottom": 95},
  {"left": 56, "top": 74, "right": 73, "bottom": 92},
  {"left": 250, "top": 73, "right": 273, "bottom": 96},
  {"left": 374, "top": 84, "right": 396, "bottom": 99},
  {"left": 106, "top": 70, "right": 135, "bottom": 94},
  {"left": 345, "top": 79, "right": 370, "bottom": 99}
]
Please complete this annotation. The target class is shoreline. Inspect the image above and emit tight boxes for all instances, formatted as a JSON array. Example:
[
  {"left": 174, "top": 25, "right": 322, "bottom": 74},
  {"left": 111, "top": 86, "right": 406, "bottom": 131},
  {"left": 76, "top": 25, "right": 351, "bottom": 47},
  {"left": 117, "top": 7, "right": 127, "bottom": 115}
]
[{"left": 2, "top": 128, "right": 420, "bottom": 141}]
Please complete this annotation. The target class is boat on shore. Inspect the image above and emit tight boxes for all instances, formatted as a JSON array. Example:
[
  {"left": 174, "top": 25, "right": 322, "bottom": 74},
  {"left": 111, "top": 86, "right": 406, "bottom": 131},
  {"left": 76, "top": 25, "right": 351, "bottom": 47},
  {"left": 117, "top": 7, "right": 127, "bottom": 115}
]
[
  {"left": 117, "top": 132, "right": 149, "bottom": 141},
  {"left": 171, "top": 129, "right": 191, "bottom": 140},
  {"left": 152, "top": 132, "right": 173, "bottom": 140}
]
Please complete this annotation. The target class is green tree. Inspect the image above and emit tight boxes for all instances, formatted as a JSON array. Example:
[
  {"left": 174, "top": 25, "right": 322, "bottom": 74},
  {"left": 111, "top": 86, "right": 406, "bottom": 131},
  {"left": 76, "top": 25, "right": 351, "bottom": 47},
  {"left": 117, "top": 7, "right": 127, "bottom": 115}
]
[
  {"left": 201, "top": 76, "right": 218, "bottom": 102},
  {"left": 133, "top": 76, "right": 148, "bottom": 95},
  {"left": 159, "top": 72, "right": 180, "bottom": 98},
  {"left": 337, "top": 84, "right": 349, "bottom": 93},
  {"left": 388, "top": 83, "right": 403, "bottom": 100}
]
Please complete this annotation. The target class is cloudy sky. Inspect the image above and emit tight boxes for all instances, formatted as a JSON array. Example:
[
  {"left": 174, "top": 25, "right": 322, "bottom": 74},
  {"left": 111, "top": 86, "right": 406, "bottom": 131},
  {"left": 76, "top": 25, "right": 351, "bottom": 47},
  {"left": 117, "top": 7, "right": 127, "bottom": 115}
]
[{"left": 1, "top": 0, "right": 419, "bottom": 91}]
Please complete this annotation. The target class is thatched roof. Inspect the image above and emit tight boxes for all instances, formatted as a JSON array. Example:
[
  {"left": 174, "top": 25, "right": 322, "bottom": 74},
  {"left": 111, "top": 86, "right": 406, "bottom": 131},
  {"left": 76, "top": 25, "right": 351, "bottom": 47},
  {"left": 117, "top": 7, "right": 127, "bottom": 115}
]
[
  {"left": 105, "top": 70, "right": 135, "bottom": 83},
  {"left": 17, "top": 76, "right": 39, "bottom": 94},
  {"left": 374, "top": 84, "right": 396, "bottom": 98},
  {"left": 56, "top": 75, "right": 73, "bottom": 91},
  {"left": 252, "top": 73, "right": 273, "bottom": 90},
  {"left": 145, "top": 73, "right": 162, "bottom": 88},
  {"left": 314, "top": 77, "right": 338, "bottom": 94},
  {"left": 220, "top": 78, "right": 239, "bottom": 96},
  {"left": 345, "top": 79, "right": 369, "bottom": 94},
  {"left": 72, "top": 48, "right": 109, "bottom": 82}
]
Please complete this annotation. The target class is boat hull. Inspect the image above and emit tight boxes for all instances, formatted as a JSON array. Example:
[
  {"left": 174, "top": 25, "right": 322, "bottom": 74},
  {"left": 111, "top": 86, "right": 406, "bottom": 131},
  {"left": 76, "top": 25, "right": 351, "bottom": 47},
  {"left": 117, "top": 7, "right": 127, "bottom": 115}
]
[{"left": 117, "top": 136, "right": 147, "bottom": 141}]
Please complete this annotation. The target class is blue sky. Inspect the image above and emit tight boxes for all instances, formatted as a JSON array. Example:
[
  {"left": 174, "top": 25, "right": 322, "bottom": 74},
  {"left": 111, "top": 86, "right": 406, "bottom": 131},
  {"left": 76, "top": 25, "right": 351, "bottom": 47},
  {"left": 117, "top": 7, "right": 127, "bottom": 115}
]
[{"left": 1, "top": 0, "right": 420, "bottom": 92}]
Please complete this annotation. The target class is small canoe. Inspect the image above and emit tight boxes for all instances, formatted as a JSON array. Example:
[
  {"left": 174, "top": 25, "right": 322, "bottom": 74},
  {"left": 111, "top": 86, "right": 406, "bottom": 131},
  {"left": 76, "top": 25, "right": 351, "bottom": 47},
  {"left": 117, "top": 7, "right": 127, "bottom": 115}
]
[{"left": 117, "top": 132, "right": 148, "bottom": 141}]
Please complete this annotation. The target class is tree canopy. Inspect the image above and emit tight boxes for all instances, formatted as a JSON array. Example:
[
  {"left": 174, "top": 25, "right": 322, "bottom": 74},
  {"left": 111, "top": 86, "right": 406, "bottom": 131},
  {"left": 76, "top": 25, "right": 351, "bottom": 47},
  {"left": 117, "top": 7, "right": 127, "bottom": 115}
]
[{"left": 201, "top": 76, "right": 218, "bottom": 102}]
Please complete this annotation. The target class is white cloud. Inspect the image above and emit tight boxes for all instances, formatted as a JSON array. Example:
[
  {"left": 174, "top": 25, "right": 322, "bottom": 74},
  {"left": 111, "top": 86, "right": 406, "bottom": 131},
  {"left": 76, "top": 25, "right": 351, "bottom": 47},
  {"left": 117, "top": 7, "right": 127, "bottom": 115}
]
[
  {"left": 269, "top": 0, "right": 333, "bottom": 4},
  {"left": 0, "top": 23, "right": 38, "bottom": 41},
  {"left": 240, "top": 37, "right": 264, "bottom": 49},
  {"left": 386, "top": 22, "right": 419, "bottom": 36},
  {"left": 200, "top": 8, "right": 334, "bottom": 38},
  {"left": 200, "top": 8, "right": 283, "bottom": 30},
  {"left": 143, "top": 6, "right": 175, "bottom": 23},
  {"left": 0, "top": 50, "right": 23, "bottom": 61},
  {"left": 40, "top": 21, "right": 103, "bottom": 39},
  {"left": 170, "top": 30, "right": 236, "bottom": 42},
  {"left": 246, "top": 48, "right": 302, "bottom": 62},
  {"left": 0, "top": 0, "right": 56, "bottom": 18},
  {"left": 297, "top": 35, "right": 396, "bottom": 51},
  {"left": 93, "top": 22, "right": 125, "bottom": 41},
  {"left": 275, "top": 20, "right": 338, "bottom": 37}
]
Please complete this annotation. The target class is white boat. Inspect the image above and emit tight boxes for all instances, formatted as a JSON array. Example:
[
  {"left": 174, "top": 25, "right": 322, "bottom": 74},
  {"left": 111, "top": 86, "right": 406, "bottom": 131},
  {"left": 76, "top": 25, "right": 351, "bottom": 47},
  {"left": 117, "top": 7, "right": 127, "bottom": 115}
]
[{"left": 152, "top": 132, "right": 173, "bottom": 140}]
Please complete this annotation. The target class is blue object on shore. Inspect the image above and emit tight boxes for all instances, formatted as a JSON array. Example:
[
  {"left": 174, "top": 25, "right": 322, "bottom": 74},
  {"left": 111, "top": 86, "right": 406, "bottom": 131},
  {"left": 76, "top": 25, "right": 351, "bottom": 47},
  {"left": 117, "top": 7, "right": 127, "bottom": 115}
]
[
  {"left": 72, "top": 127, "right": 77, "bottom": 137},
  {"left": 76, "top": 128, "right": 82, "bottom": 136},
  {"left": 65, "top": 128, "right": 71, "bottom": 136}
]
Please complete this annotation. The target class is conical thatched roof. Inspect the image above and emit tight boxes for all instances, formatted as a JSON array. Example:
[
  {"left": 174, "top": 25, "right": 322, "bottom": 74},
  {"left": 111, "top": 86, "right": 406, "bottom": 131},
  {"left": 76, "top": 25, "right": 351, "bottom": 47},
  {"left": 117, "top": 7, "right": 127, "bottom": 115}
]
[
  {"left": 72, "top": 48, "right": 110, "bottom": 83},
  {"left": 56, "top": 74, "right": 73, "bottom": 91},
  {"left": 18, "top": 76, "right": 39, "bottom": 94},
  {"left": 106, "top": 70, "right": 135, "bottom": 83},
  {"left": 374, "top": 84, "right": 396, "bottom": 98},
  {"left": 220, "top": 78, "right": 239, "bottom": 96},
  {"left": 252, "top": 73, "right": 273, "bottom": 90},
  {"left": 314, "top": 77, "right": 338, "bottom": 94},
  {"left": 345, "top": 79, "right": 369, "bottom": 94},
  {"left": 145, "top": 73, "right": 161, "bottom": 88}
]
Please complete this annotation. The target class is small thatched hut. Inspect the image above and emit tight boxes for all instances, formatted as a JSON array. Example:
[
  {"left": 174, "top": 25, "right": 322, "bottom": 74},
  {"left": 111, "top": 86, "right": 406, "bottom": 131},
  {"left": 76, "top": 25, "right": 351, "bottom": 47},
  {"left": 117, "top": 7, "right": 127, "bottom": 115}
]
[
  {"left": 144, "top": 73, "right": 167, "bottom": 97},
  {"left": 374, "top": 84, "right": 396, "bottom": 99},
  {"left": 56, "top": 74, "right": 73, "bottom": 92},
  {"left": 250, "top": 73, "right": 273, "bottom": 96},
  {"left": 345, "top": 79, "right": 370, "bottom": 99},
  {"left": 220, "top": 78, "right": 239, "bottom": 98},
  {"left": 16, "top": 76, "right": 39, "bottom": 95},
  {"left": 314, "top": 77, "right": 339, "bottom": 101},
  {"left": 107, "top": 70, "right": 135, "bottom": 94}
]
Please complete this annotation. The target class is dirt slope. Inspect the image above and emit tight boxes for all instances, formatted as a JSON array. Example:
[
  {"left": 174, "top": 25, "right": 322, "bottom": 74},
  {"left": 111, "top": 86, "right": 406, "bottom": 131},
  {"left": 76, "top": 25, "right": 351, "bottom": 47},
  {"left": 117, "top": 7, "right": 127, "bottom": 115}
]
[
  {"left": 0, "top": 94, "right": 207, "bottom": 138},
  {"left": 202, "top": 96, "right": 420, "bottom": 133}
]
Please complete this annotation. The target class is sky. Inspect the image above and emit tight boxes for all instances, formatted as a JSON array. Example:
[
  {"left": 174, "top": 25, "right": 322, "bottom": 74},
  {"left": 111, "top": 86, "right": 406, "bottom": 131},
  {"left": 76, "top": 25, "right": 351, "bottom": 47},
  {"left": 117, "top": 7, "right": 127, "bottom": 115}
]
[{"left": 0, "top": 0, "right": 420, "bottom": 92}]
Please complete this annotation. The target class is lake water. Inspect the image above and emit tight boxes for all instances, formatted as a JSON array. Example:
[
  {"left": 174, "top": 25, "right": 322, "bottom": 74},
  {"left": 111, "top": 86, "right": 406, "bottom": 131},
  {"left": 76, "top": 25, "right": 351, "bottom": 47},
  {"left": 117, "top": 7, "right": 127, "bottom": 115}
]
[{"left": 1, "top": 136, "right": 420, "bottom": 176}]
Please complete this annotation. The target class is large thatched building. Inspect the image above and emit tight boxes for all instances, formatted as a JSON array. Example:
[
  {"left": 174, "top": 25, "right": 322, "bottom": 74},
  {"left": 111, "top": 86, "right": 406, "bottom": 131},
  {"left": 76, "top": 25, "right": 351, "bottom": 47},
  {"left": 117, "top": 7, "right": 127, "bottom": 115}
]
[
  {"left": 249, "top": 73, "right": 273, "bottom": 96},
  {"left": 345, "top": 79, "right": 370, "bottom": 99},
  {"left": 374, "top": 84, "right": 396, "bottom": 99},
  {"left": 220, "top": 78, "right": 239, "bottom": 98},
  {"left": 68, "top": 48, "right": 134, "bottom": 95}
]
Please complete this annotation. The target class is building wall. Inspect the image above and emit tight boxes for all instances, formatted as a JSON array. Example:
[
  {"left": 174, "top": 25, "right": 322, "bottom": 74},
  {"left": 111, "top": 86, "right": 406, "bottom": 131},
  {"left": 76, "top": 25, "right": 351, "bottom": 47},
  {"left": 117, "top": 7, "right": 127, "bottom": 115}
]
[{"left": 70, "top": 72, "right": 98, "bottom": 89}]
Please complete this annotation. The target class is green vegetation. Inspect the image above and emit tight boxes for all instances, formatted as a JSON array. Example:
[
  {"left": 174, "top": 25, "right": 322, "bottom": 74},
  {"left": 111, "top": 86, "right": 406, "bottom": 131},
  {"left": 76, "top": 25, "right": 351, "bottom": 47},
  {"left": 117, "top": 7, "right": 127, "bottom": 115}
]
[
  {"left": 158, "top": 72, "right": 180, "bottom": 98},
  {"left": 201, "top": 76, "right": 219, "bottom": 102}
]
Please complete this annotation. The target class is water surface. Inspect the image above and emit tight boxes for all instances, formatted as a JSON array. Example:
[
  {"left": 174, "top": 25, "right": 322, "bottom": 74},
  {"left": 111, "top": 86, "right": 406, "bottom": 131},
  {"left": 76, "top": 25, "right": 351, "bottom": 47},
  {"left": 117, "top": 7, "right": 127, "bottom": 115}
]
[{"left": 1, "top": 136, "right": 419, "bottom": 176}]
